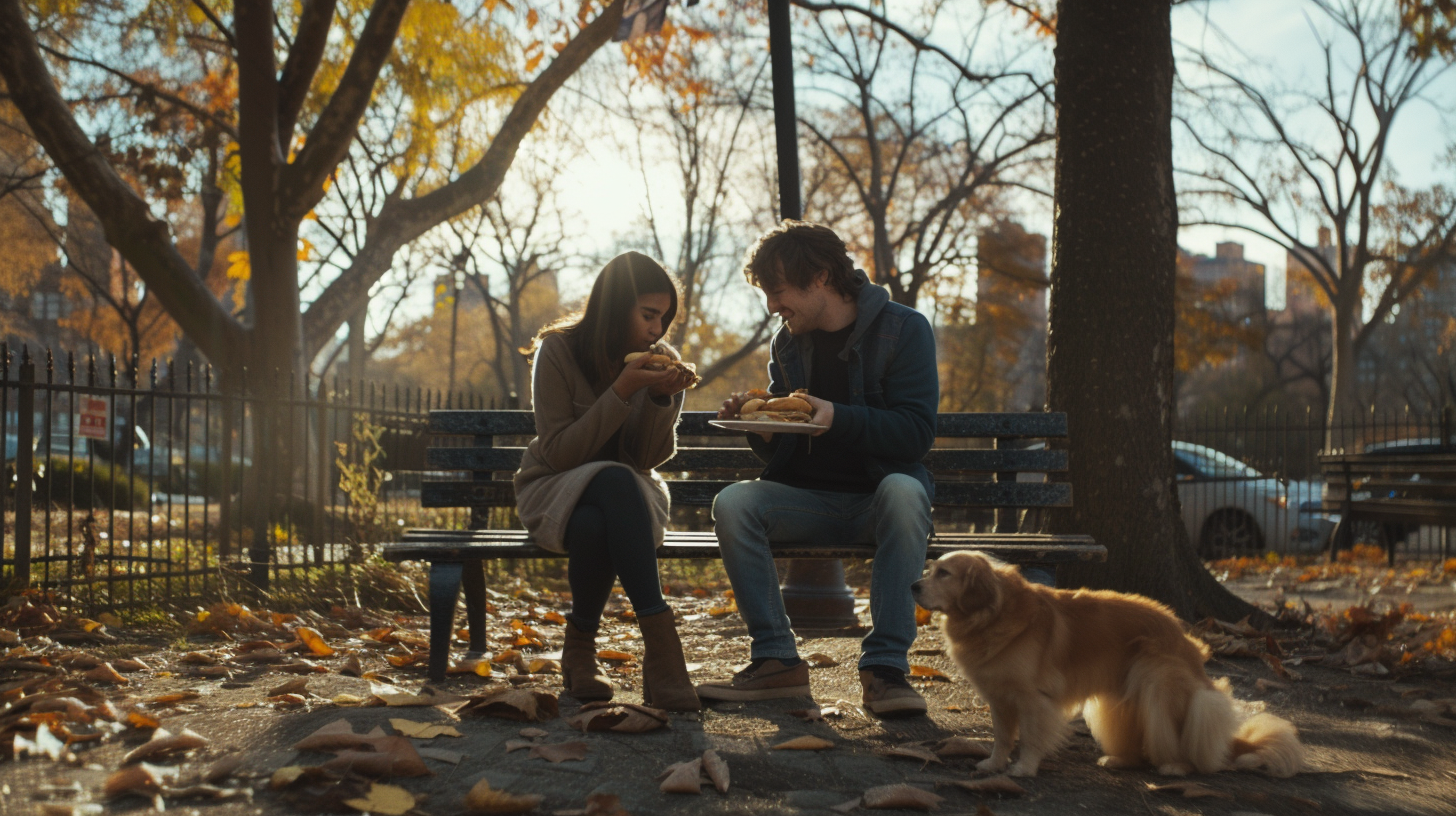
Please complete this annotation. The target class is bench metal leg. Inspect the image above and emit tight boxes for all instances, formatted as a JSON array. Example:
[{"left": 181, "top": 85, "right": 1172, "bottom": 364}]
[
  {"left": 460, "top": 559, "right": 489, "bottom": 653},
  {"left": 428, "top": 561, "right": 464, "bottom": 684}
]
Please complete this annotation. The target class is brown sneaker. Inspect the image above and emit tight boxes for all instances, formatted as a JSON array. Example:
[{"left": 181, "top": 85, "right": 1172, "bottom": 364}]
[
  {"left": 860, "top": 667, "right": 927, "bottom": 718},
  {"left": 696, "top": 658, "right": 811, "bottom": 702}
]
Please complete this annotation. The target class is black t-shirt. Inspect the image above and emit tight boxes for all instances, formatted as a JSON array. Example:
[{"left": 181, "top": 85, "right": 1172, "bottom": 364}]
[{"left": 768, "top": 324, "right": 877, "bottom": 494}]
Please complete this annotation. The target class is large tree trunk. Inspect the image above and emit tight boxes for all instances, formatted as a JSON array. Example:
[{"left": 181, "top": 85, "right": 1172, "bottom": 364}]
[{"left": 1047, "top": 0, "right": 1257, "bottom": 622}]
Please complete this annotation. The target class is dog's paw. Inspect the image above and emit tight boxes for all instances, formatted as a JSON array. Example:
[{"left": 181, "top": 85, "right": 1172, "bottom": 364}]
[
  {"left": 1156, "top": 762, "right": 1192, "bottom": 777},
  {"left": 1097, "top": 755, "right": 1140, "bottom": 770},
  {"left": 1007, "top": 760, "right": 1040, "bottom": 777},
  {"left": 976, "top": 756, "right": 1009, "bottom": 773}
]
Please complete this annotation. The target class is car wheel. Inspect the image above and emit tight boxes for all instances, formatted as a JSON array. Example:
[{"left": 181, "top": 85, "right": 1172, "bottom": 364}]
[{"left": 1199, "top": 509, "right": 1265, "bottom": 559}]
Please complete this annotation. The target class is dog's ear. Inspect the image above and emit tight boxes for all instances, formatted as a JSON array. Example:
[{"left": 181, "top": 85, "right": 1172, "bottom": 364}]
[{"left": 951, "top": 555, "right": 1003, "bottom": 616}]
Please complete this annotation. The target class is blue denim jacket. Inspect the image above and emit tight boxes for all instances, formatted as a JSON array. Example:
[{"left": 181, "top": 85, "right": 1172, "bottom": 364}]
[{"left": 748, "top": 270, "right": 940, "bottom": 498}]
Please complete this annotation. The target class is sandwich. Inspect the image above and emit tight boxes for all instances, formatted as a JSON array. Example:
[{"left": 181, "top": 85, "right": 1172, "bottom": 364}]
[
  {"left": 624, "top": 343, "right": 700, "bottom": 388},
  {"left": 737, "top": 388, "right": 813, "bottom": 423}
]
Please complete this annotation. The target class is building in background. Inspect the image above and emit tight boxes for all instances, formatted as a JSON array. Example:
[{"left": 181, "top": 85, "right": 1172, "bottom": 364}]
[
  {"left": 1188, "top": 241, "right": 1266, "bottom": 318},
  {"left": 974, "top": 220, "right": 1048, "bottom": 411}
]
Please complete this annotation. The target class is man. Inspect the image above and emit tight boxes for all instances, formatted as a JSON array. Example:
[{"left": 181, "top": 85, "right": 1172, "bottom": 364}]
[{"left": 696, "top": 221, "right": 938, "bottom": 718}]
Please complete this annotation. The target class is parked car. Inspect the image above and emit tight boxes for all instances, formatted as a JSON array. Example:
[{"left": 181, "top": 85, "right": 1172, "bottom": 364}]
[{"left": 1173, "top": 441, "right": 1333, "bottom": 557}]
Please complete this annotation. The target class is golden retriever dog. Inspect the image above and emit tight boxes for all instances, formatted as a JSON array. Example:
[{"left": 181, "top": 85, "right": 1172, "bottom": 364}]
[{"left": 912, "top": 551, "right": 1302, "bottom": 778}]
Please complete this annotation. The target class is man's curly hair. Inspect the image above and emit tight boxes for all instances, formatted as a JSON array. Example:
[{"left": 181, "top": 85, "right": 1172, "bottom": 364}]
[{"left": 743, "top": 220, "right": 863, "bottom": 299}]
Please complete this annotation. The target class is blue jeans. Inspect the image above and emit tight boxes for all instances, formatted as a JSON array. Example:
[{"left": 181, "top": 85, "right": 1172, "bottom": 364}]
[{"left": 711, "top": 474, "right": 932, "bottom": 673}]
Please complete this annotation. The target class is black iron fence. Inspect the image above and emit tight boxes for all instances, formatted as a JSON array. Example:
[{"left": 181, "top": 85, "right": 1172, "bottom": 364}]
[
  {"left": 1175, "top": 404, "right": 1454, "bottom": 560},
  {"left": 2, "top": 344, "right": 484, "bottom": 611},
  {"left": 4, "top": 341, "right": 1452, "bottom": 611}
]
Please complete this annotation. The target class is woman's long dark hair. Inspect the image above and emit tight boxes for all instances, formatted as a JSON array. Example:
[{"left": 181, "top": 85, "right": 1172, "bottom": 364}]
[{"left": 531, "top": 251, "right": 680, "bottom": 389}]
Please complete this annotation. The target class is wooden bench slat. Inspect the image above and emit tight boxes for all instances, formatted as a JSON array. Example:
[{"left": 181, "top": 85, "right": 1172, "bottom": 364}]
[
  {"left": 383, "top": 533, "right": 1103, "bottom": 564},
  {"left": 421, "top": 479, "right": 1072, "bottom": 509},
  {"left": 425, "top": 446, "right": 1069, "bottom": 473},
  {"left": 428, "top": 410, "right": 1070, "bottom": 439},
  {"left": 1343, "top": 498, "right": 1456, "bottom": 524}
]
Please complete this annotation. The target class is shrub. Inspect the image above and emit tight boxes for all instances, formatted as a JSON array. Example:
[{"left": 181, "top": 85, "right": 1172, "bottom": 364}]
[{"left": 5, "top": 457, "right": 150, "bottom": 511}]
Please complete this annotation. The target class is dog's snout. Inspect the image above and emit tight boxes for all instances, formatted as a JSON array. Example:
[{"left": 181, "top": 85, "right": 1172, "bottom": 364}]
[{"left": 910, "top": 579, "right": 924, "bottom": 596}]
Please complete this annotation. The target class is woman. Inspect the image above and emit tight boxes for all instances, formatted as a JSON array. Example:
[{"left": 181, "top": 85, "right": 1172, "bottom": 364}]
[{"left": 514, "top": 251, "right": 700, "bottom": 711}]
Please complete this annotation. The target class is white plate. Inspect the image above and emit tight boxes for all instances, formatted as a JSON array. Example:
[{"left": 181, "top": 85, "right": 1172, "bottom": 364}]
[{"left": 709, "top": 419, "right": 825, "bottom": 435}]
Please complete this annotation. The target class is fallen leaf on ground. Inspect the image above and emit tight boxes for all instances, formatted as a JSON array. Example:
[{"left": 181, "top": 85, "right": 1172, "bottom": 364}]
[
  {"left": 830, "top": 797, "right": 861, "bottom": 813},
  {"left": 1146, "top": 781, "right": 1232, "bottom": 799},
  {"left": 369, "top": 682, "right": 461, "bottom": 707},
  {"left": 519, "top": 727, "right": 549, "bottom": 738},
  {"left": 122, "top": 727, "right": 209, "bottom": 764},
  {"left": 805, "top": 652, "right": 839, "bottom": 668},
  {"left": 883, "top": 745, "right": 941, "bottom": 764},
  {"left": 862, "top": 784, "right": 943, "bottom": 810},
  {"left": 339, "top": 655, "right": 364, "bottom": 676},
  {"left": 386, "top": 652, "right": 428, "bottom": 668},
  {"left": 104, "top": 763, "right": 179, "bottom": 799},
  {"left": 596, "top": 650, "right": 635, "bottom": 662},
  {"left": 295, "top": 719, "right": 375, "bottom": 751},
  {"left": 149, "top": 690, "right": 201, "bottom": 705},
  {"left": 203, "top": 754, "right": 245, "bottom": 784},
  {"left": 530, "top": 741, "right": 590, "bottom": 762},
  {"left": 908, "top": 665, "right": 950, "bottom": 682},
  {"left": 13, "top": 723, "right": 72, "bottom": 761},
  {"left": 504, "top": 740, "right": 536, "bottom": 753},
  {"left": 465, "top": 780, "right": 543, "bottom": 813},
  {"left": 450, "top": 659, "right": 493, "bottom": 676},
  {"left": 297, "top": 627, "right": 336, "bottom": 657},
  {"left": 952, "top": 776, "right": 1026, "bottom": 796},
  {"left": 659, "top": 758, "right": 703, "bottom": 794},
  {"left": 319, "top": 739, "right": 432, "bottom": 778},
  {"left": 459, "top": 688, "right": 560, "bottom": 722},
  {"left": 934, "top": 736, "right": 991, "bottom": 759},
  {"left": 268, "top": 678, "right": 310, "bottom": 697},
  {"left": 391, "top": 718, "right": 463, "bottom": 739},
  {"left": 343, "top": 782, "right": 414, "bottom": 816},
  {"left": 702, "top": 749, "right": 729, "bottom": 793},
  {"left": 568, "top": 701, "right": 669, "bottom": 733},
  {"left": 525, "top": 658, "right": 560, "bottom": 674},
  {"left": 82, "top": 663, "right": 128, "bottom": 684},
  {"left": 772, "top": 736, "right": 834, "bottom": 751}
]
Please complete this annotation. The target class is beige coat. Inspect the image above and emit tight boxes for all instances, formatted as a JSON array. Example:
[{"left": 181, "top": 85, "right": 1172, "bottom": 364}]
[{"left": 513, "top": 332, "right": 684, "bottom": 553}]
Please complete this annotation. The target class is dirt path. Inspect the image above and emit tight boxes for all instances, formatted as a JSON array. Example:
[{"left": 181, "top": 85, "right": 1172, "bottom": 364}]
[{"left": 4, "top": 588, "right": 1455, "bottom": 816}]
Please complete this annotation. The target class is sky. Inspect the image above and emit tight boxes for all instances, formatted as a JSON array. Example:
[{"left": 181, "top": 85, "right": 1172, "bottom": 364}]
[
  {"left": 1170, "top": 0, "right": 1456, "bottom": 310},
  {"left": 382, "top": 0, "right": 1456, "bottom": 341}
]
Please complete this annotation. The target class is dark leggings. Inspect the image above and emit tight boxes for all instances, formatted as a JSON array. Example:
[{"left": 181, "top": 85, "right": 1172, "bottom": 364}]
[{"left": 564, "top": 467, "right": 668, "bottom": 632}]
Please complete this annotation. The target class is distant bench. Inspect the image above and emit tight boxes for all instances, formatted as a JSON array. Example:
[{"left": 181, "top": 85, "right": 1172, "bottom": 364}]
[
  {"left": 1321, "top": 446, "right": 1456, "bottom": 565},
  {"left": 384, "top": 410, "right": 1105, "bottom": 681}
]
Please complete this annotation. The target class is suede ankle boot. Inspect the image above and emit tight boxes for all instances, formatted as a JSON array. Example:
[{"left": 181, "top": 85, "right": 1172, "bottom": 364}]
[
  {"left": 561, "top": 621, "right": 613, "bottom": 702},
  {"left": 637, "top": 609, "right": 701, "bottom": 712}
]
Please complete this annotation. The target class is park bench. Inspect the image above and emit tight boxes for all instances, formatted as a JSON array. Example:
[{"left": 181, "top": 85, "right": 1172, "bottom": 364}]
[
  {"left": 384, "top": 410, "right": 1105, "bottom": 681},
  {"left": 1321, "top": 442, "right": 1456, "bottom": 565}
]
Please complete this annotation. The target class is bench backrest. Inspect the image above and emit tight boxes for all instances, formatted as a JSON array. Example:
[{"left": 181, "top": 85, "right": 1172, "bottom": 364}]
[{"left": 422, "top": 411, "right": 1071, "bottom": 530}]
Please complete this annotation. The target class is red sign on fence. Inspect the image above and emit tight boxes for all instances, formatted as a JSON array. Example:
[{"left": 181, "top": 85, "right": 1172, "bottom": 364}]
[{"left": 77, "top": 396, "right": 108, "bottom": 440}]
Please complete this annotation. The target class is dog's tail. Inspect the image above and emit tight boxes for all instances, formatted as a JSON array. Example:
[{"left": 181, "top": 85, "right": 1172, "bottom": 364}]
[
  {"left": 1179, "top": 685, "right": 1240, "bottom": 774},
  {"left": 1230, "top": 712, "right": 1303, "bottom": 777}
]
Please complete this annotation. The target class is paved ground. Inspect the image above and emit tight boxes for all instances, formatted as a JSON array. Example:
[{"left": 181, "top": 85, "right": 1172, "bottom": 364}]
[{"left": 5, "top": 588, "right": 1456, "bottom": 816}]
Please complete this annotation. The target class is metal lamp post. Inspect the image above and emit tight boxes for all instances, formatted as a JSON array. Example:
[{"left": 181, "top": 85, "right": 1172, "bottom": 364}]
[{"left": 767, "top": 0, "right": 859, "bottom": 631}]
